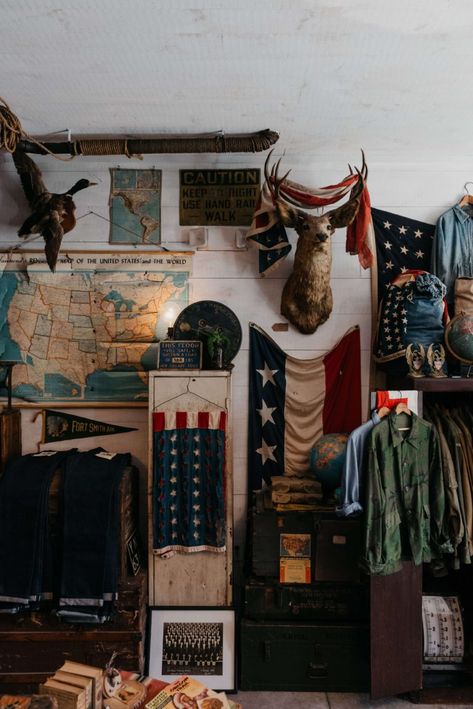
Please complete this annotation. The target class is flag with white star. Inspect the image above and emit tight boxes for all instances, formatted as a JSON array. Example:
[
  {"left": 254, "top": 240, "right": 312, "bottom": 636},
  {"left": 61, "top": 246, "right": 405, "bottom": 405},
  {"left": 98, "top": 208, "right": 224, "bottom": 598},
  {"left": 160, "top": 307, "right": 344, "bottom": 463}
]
[
  {"left": 152, "top": 410, "right": 226, "bottom": 555},
  {"left": 248, "top": 323, "right": 361, "bottom": 490},
  {"left": 372, "top": 208, "right": 434, "bottom": 302}
]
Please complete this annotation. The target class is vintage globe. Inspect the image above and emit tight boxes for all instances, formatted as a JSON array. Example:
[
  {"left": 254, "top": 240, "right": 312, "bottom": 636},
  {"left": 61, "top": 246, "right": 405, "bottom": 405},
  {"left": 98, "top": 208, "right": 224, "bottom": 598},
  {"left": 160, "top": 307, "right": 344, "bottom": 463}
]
[
  {"left": 446, "top": 314, "right": 473, "bottom": 364},
  {"left": 309, "top": 433, "right": 348, "bottom": 491}
]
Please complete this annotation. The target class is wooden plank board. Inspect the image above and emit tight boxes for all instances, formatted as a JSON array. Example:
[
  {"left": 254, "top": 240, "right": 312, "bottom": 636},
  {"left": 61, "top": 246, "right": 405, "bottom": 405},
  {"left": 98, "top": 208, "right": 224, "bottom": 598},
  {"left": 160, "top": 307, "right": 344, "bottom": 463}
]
[
  {"left": 370, "top": 561, "right": 423, "bottom": 699},
  {"left": 148, "top": 371, "right": 233, "bottom": 606}
]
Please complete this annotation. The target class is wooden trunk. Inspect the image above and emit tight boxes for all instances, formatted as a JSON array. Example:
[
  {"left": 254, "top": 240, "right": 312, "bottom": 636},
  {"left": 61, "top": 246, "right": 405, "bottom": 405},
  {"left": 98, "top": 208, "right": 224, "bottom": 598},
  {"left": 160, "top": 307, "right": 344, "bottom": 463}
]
[
  {"left": 244, "top": 578, "right": 369, "bottom": 622},
  {"left": 239, "top": 618, "right": 369, "bottom": 691},
  {"left": 0, "top": 572, "right": 147, "bottom": 694},
  {"left": 0, "top": 461, "right": 146, "bottom": 694},
  {"left": 249, "top": 508, "right": 361, "bottom": 582}
]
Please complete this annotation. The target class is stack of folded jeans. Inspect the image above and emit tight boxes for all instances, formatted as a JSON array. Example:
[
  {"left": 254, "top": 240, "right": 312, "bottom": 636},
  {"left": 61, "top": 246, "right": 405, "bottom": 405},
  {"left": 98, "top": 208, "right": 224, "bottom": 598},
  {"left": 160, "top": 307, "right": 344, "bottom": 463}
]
[
  {"left": 0, "top": 450, "right": 71, "bottom": 612},
  {"left": 58, "top": 449, "right": 130, "bottom": 623}
]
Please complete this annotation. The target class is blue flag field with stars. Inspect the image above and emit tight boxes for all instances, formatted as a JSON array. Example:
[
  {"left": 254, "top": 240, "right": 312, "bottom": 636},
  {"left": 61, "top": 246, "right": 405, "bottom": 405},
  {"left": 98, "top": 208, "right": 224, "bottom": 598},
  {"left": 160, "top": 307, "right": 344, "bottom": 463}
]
[
  {"left": 152, "top": 410, "right": 226, "bottom": 555},
  {"left": 372, "top": 207, "right": 434, "bottom": 301}
]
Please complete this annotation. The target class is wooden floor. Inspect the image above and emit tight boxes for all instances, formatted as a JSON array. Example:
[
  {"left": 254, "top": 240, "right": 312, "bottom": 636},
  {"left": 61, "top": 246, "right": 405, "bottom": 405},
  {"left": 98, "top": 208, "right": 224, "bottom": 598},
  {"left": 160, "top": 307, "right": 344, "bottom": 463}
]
[{"left": 232, "top": 692, "right": 473, "bottom": 708}]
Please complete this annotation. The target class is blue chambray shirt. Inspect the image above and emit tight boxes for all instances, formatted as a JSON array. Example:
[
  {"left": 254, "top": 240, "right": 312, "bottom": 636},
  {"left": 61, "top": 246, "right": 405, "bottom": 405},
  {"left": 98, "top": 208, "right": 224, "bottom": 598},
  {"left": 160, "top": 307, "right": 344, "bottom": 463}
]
[
  {"left": 336, "top": 410, "right": 381, "bottom": 517},
  {"left": 431, "top": 204, "right": 473, "bottom": 306}
]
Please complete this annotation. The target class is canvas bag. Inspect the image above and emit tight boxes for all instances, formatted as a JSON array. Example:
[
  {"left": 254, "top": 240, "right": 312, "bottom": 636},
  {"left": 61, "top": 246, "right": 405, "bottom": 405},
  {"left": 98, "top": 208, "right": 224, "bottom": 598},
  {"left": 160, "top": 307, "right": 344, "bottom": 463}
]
[{"left": 454, "top": 277, "right": 473, "bottom": 316}]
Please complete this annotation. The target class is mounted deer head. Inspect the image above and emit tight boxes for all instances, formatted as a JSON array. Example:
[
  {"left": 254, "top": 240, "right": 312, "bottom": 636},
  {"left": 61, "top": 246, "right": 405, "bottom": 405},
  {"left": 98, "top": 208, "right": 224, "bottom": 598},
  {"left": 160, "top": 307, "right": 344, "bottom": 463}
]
[{"left": 265, "top": 153, "right": 366, "bottom": 334}]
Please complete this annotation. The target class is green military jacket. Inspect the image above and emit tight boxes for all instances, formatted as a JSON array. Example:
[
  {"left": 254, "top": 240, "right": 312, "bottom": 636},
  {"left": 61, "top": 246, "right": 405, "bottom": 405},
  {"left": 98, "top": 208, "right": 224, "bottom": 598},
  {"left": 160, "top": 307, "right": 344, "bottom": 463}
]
[{"left": 361, "top": 411, "right": 449, "bottom": 576}]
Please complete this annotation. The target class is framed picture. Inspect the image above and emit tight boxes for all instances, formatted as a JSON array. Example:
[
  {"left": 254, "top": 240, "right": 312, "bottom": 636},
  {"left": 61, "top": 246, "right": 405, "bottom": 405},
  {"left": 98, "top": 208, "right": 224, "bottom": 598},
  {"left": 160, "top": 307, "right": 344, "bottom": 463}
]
[{"left": 147, "top": 607, "right": 235, "bottom": 692}]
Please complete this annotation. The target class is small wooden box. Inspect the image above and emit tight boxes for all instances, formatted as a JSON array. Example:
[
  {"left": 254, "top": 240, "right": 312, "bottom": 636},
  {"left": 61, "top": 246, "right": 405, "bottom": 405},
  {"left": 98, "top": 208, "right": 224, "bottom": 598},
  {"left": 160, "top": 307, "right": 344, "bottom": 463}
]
[{"left": 157, "top": 340, "right": 202, "bottom": 369}]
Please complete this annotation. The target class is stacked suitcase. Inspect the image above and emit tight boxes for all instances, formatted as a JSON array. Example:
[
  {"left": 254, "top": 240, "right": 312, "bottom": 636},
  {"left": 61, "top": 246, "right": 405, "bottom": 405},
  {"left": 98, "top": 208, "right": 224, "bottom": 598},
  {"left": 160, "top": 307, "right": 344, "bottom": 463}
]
[{"left": 240, "top": 508, "right": 370, "bottom": 691}]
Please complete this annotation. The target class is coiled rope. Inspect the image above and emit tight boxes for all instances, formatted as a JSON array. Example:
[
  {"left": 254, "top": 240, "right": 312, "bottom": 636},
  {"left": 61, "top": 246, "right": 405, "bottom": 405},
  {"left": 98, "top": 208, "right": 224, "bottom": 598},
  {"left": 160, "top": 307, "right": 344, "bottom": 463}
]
[{"left": 0, "top": 96, "right": 74, "bottom": 160}]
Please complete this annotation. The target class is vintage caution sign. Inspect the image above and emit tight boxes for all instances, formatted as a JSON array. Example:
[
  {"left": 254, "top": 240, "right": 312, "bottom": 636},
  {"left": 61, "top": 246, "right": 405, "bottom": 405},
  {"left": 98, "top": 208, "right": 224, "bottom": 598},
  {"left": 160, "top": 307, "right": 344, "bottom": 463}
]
[
  {"left": 179, "top": 168, "right": 260, "bottom": 226},
  {"left": 42, "top": 410, "right": 138, "bottom": 443}
]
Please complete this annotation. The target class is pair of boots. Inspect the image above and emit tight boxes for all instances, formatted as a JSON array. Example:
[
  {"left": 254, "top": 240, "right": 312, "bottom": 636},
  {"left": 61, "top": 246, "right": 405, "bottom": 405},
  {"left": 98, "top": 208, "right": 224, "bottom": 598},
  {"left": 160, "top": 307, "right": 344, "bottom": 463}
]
[{"left": 406, "top": 343, "right": 447, "bottom": 378}]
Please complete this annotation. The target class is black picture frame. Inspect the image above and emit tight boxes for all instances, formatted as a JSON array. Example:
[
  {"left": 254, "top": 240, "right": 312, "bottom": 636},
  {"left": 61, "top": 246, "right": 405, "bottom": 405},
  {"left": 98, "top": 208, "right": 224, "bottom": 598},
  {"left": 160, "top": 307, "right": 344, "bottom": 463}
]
[{"left": 146, "top": 606, "right": 236, "bottom": 692}]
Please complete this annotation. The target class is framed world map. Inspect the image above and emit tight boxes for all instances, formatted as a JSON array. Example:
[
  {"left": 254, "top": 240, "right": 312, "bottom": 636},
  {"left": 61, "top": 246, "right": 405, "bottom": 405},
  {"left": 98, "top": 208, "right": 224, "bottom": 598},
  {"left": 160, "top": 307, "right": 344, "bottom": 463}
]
[{"left": 0, "top": 250, "right": 192, "bottom": 406}]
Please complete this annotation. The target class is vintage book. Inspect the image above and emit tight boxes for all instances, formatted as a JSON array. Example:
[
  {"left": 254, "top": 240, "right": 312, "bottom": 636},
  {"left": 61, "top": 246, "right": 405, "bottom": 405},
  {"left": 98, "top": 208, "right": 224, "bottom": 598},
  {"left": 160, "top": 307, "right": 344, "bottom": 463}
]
[
  {"left": 279, "top": 557, "right": 311, "bottom": 583},
  {"left": 54, "top": 670, "right": 94, "bottom": 709},
  {"left": 40, "top": 679, "right": 87, "bottom": 709},
  {"left": 145, "top": 676, "right": 227, "bottom": 709},
  {"left": 60, "top": 661, "right": 104, "bottom": 709}
]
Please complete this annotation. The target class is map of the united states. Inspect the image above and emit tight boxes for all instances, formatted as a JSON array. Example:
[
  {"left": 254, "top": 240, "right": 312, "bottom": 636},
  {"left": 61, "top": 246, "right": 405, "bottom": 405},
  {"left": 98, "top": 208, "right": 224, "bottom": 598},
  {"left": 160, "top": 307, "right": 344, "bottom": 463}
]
[{"left": 0, "top": 253, "right": 190, "bottom": 403}]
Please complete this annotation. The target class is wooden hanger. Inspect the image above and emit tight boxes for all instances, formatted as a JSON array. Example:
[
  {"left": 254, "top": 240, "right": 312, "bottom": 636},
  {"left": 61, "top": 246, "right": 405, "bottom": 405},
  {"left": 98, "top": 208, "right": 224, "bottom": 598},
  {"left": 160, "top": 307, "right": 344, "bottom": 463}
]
[
  {"left": 395, "top": 401, "right": 412, "bottom": 431},
  {"left": 155, "top": 378, "right": 226, "bottom": 411},
  {"left": 458, "top": 182, "right": 473, "bottom": 208},
  {"left": 377, "top": 406, "right": 391, "bottom": 418}
]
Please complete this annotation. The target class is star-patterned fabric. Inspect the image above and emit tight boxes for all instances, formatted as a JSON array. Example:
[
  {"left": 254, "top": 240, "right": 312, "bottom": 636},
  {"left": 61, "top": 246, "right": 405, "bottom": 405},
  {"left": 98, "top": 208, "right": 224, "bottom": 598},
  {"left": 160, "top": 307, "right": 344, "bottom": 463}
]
[
  {"left": 152, "top": 411, "right": 226, "bottom": 556},
  {"left": 249, "top": 324, "right": 361, "bottom": 490},
  {"left": 374, "top": 271, "right": 448, "bottom": 363},
  {"left": 372, "top": 207, "right": 434, "bottom": 303}
]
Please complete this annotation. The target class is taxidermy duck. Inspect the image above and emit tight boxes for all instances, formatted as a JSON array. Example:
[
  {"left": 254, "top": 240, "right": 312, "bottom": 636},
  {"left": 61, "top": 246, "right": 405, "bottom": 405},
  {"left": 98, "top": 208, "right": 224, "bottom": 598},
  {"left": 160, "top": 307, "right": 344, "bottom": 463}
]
[{"left": 12, "top": 148, "right": 97, "bottom": 271}]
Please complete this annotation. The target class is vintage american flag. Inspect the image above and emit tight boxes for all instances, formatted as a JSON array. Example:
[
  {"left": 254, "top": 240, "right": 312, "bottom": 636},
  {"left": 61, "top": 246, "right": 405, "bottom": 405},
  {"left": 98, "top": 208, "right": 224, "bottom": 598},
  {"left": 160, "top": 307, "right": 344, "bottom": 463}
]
[
  {"left": 152, "top": 411, "right": 226, "bottom": 556},
  {"left": 247, "top": 169, "right": 372, "bottom": 276},
  {"left": 248, "top": 324, "right": 361, "bottom": 490},
  {"left": 372, "top": 207, "right": 434, "bottom": 302}
]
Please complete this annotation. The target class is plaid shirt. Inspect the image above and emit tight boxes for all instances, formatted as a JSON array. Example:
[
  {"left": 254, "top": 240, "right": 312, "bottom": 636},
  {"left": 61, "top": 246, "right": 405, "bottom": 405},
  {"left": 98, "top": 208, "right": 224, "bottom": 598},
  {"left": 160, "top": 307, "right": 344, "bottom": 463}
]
[{"left": 361, "top": 411, "right": 450, "bottom": 575}]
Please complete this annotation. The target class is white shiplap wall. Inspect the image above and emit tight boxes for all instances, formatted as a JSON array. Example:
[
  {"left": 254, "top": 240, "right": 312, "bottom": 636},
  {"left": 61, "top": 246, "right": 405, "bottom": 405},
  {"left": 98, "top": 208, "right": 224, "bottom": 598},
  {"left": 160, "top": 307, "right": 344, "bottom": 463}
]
[{"left": 0, "top": 151, "right": 465, "bottom": 554}]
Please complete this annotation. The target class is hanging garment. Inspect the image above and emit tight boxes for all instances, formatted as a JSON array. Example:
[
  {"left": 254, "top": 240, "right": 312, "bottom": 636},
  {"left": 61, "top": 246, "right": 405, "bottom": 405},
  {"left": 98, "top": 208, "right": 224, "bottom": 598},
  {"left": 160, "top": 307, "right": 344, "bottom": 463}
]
[
  {"left": 0, "top": 450, "right": 71, "bottom": 611},
  {"left": 361, "top": 411, "right": 450, "bottom": 576},
  {"left": 431, "top": 203, "right": 473, "bottom": 309},
  {"left": 58, "top": 449, "right": 130, "bottom": 623},
  {"left": 336, "top": 410, "right": 381, "bottom": 518},
  {"left": 152, "top": 410, "right": 226, "bottom": 556},
  {"left": 429, "top": 413, "right": 464, "bottom": 551},
  {"left": 441, "top": 414, "right": 472, "bottom": 565}
]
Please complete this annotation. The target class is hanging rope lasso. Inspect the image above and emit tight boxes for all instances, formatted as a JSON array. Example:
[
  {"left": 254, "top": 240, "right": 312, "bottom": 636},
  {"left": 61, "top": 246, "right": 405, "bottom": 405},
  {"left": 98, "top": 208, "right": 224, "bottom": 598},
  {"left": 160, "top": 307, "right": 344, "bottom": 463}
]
[
  {"left": 1, "top": 96, "right": 279, "bottom": 157},
  {"left": 0, "top": 96, "right": 74, "bottom": 161}
]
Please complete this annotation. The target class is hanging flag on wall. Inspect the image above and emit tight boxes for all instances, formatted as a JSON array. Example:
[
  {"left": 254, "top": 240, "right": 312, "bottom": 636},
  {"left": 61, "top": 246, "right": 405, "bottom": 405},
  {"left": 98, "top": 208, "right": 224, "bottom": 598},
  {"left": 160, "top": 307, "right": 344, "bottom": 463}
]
[
  {"left": 248, "top": 324, "right": 361, "bottom": 490},
  {"left": 372, "top": 207, "right": 434, "bottom": 302},
  {"left": 42, "top": 410, "right": 137, "bottom": 443},
  {"left": 152, "top": 410, "right": 226, "bottom": 556}
]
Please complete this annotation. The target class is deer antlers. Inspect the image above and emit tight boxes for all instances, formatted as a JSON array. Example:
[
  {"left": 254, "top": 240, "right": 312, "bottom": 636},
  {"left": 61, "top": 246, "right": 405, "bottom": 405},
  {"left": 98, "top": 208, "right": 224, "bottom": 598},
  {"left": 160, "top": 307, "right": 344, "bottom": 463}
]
[{"left": 261, "top": 152, "right": 366, "bottom": 334}]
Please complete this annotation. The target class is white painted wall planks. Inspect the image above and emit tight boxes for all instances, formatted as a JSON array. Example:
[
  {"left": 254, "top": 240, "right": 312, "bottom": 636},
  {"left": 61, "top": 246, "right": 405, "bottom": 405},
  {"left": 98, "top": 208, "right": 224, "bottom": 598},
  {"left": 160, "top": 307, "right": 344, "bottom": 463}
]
[{"left": 0, "top": 152, "right": 467, "bottom": 554}]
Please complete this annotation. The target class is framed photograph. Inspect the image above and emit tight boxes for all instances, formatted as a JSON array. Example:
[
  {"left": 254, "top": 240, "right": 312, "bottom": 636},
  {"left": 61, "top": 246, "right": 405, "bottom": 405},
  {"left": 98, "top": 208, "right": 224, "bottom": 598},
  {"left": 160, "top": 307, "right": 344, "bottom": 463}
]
[{"left": 147, "top": 607, "right": 235, "bottom": 692}]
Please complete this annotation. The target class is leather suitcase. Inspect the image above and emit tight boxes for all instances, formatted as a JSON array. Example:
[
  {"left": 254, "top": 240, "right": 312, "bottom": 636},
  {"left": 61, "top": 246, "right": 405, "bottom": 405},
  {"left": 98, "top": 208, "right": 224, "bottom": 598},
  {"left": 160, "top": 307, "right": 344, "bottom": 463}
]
[
  {"left": 244, "top": 578, "right": 369, "bottom": 622},
  {"left": 249, "top": 509, "right": 361, "bottom": 582},
  {"left": 239, "top": 618, "right": 369, "bottom": 691},
  {"left": 250, "top": 509, "right": 316, "bottom": 578}
]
